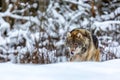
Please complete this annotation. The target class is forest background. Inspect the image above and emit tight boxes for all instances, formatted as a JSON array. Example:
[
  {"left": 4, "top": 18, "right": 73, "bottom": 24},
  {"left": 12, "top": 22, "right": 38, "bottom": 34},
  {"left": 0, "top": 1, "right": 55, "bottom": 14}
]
[{"left": 0, "top": 0, "right": 120, "bottom": 64}]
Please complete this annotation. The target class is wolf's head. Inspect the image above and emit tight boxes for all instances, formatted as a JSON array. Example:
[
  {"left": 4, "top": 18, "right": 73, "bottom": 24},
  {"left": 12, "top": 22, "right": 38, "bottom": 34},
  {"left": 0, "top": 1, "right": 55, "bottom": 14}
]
[{"left": 66, "top": 29, "right": 91, "bottom": 55}]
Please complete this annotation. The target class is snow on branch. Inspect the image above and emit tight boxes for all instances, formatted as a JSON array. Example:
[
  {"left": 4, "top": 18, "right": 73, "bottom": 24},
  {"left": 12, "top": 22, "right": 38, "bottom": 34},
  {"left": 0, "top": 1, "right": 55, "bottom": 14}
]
[
  {"left": 92, "top": 21, "right": 120, "bottom": 34},
  {"left": 65, "top": 11, "right": 86, "bottom": 28},
  {"left": 101, "top": 7, "right": 120, "bottom": 20},
  {"left": 92, "top": 21, "right": 120, "bottom": 29},
  {"left": 0, "top": 4, "right": 40, "bottom": 26},
  {"left": 63, "top": 0, "right": 91, "bottom": 8},
  {"left": 0, "top": 17, "right": 10, "bottom": 35}
]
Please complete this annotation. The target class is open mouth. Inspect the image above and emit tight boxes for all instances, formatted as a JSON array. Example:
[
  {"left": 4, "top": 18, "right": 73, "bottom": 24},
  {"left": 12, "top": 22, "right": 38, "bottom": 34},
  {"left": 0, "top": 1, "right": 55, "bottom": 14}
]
[{"left": 71, "top": 51, "right": 74, "bottom": 55}]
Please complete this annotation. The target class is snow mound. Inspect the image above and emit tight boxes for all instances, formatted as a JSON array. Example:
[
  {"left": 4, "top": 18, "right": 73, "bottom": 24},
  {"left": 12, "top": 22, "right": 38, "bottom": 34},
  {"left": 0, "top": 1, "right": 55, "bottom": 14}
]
[{"left": 0, "top": 59, "right": 120, "bottom": 80}]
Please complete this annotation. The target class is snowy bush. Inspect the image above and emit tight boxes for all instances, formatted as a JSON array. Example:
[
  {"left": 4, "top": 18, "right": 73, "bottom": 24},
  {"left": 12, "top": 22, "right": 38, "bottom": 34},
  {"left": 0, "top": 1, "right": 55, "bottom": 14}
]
[
  {"left": 92, "top": 21, "right": 120, "bottom": 61},
  {"left": 0, "top": 0, "right": 120, "bottom": 63}
]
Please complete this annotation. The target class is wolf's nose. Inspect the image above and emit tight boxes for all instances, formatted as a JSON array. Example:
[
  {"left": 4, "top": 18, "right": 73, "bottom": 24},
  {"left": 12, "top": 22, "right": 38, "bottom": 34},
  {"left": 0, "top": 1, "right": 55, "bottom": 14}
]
[{"left": 71, "top": 48, "right": 75, "bottom": 51}]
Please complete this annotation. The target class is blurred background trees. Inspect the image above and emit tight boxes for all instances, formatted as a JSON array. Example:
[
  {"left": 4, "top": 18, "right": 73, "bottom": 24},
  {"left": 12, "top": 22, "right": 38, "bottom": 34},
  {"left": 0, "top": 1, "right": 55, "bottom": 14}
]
[{"left": 0, "top": 0, "right": 120, "bottom": 63}]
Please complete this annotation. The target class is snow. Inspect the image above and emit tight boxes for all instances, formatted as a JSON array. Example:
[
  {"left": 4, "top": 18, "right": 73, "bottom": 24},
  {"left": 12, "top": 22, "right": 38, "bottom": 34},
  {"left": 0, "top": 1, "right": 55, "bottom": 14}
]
[
  {"left": 0, "top": 1, "right": 120, "bottom": 80},
  {"left": 0, "top": 17, "right": 10, "bottom": 35},
  {"left": 101, "top": 7, "right": 120, "bottom": 20},
  {"left": 64, "top": 0, "right": 91, "bottom": 8},
  {"left": 0, "top": 4, "right": 40, "bottom": 26},
  {"left": 0, "top": 59, "right": 120, "bottom": 80},
  {"left": 0, "top": 0, "right": 120, "bottom": 64},
  {"left": 105, "top": 46, "right": 120, "bottom": 57},
  {"left": 92, "top": 21, "right": 120, "bottom": 31}
]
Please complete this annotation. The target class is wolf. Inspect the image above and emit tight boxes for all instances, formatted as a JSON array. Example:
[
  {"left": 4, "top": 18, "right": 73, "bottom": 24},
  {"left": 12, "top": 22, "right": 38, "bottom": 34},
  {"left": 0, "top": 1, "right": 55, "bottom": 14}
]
[{"left": 66, "top": 28, "right": 100, "bottom": 61}]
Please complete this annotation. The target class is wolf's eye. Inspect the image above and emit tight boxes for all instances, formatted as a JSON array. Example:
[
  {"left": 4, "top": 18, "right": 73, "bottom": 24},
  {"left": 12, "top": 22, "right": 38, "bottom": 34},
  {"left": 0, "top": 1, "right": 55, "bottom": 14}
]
[{"left": 74, "top": 43, "right": 78, "bottom": 48}]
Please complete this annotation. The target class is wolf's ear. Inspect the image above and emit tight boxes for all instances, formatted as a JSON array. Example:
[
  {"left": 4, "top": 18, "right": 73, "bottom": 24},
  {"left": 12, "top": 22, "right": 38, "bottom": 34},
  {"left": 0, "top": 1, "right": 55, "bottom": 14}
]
[
  {"left": 67, "top": 32, "right": 71, "bottom": 37},
  {"left": 77, "top": 33, "right": 82, "bottom": 38}
]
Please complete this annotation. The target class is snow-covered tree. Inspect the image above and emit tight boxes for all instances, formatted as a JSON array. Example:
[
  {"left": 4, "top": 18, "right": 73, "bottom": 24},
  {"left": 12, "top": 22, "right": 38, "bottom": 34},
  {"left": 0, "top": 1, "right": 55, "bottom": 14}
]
[{"left": 0, "top": 0, "right": 120, "bottom": 63}]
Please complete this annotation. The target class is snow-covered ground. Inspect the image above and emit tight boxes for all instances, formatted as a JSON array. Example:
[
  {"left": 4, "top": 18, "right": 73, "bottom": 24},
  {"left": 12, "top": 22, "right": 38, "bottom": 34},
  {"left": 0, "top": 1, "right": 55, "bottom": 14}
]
[{"left": 0, "top": 59, "right": 120, "bottom": 80}]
